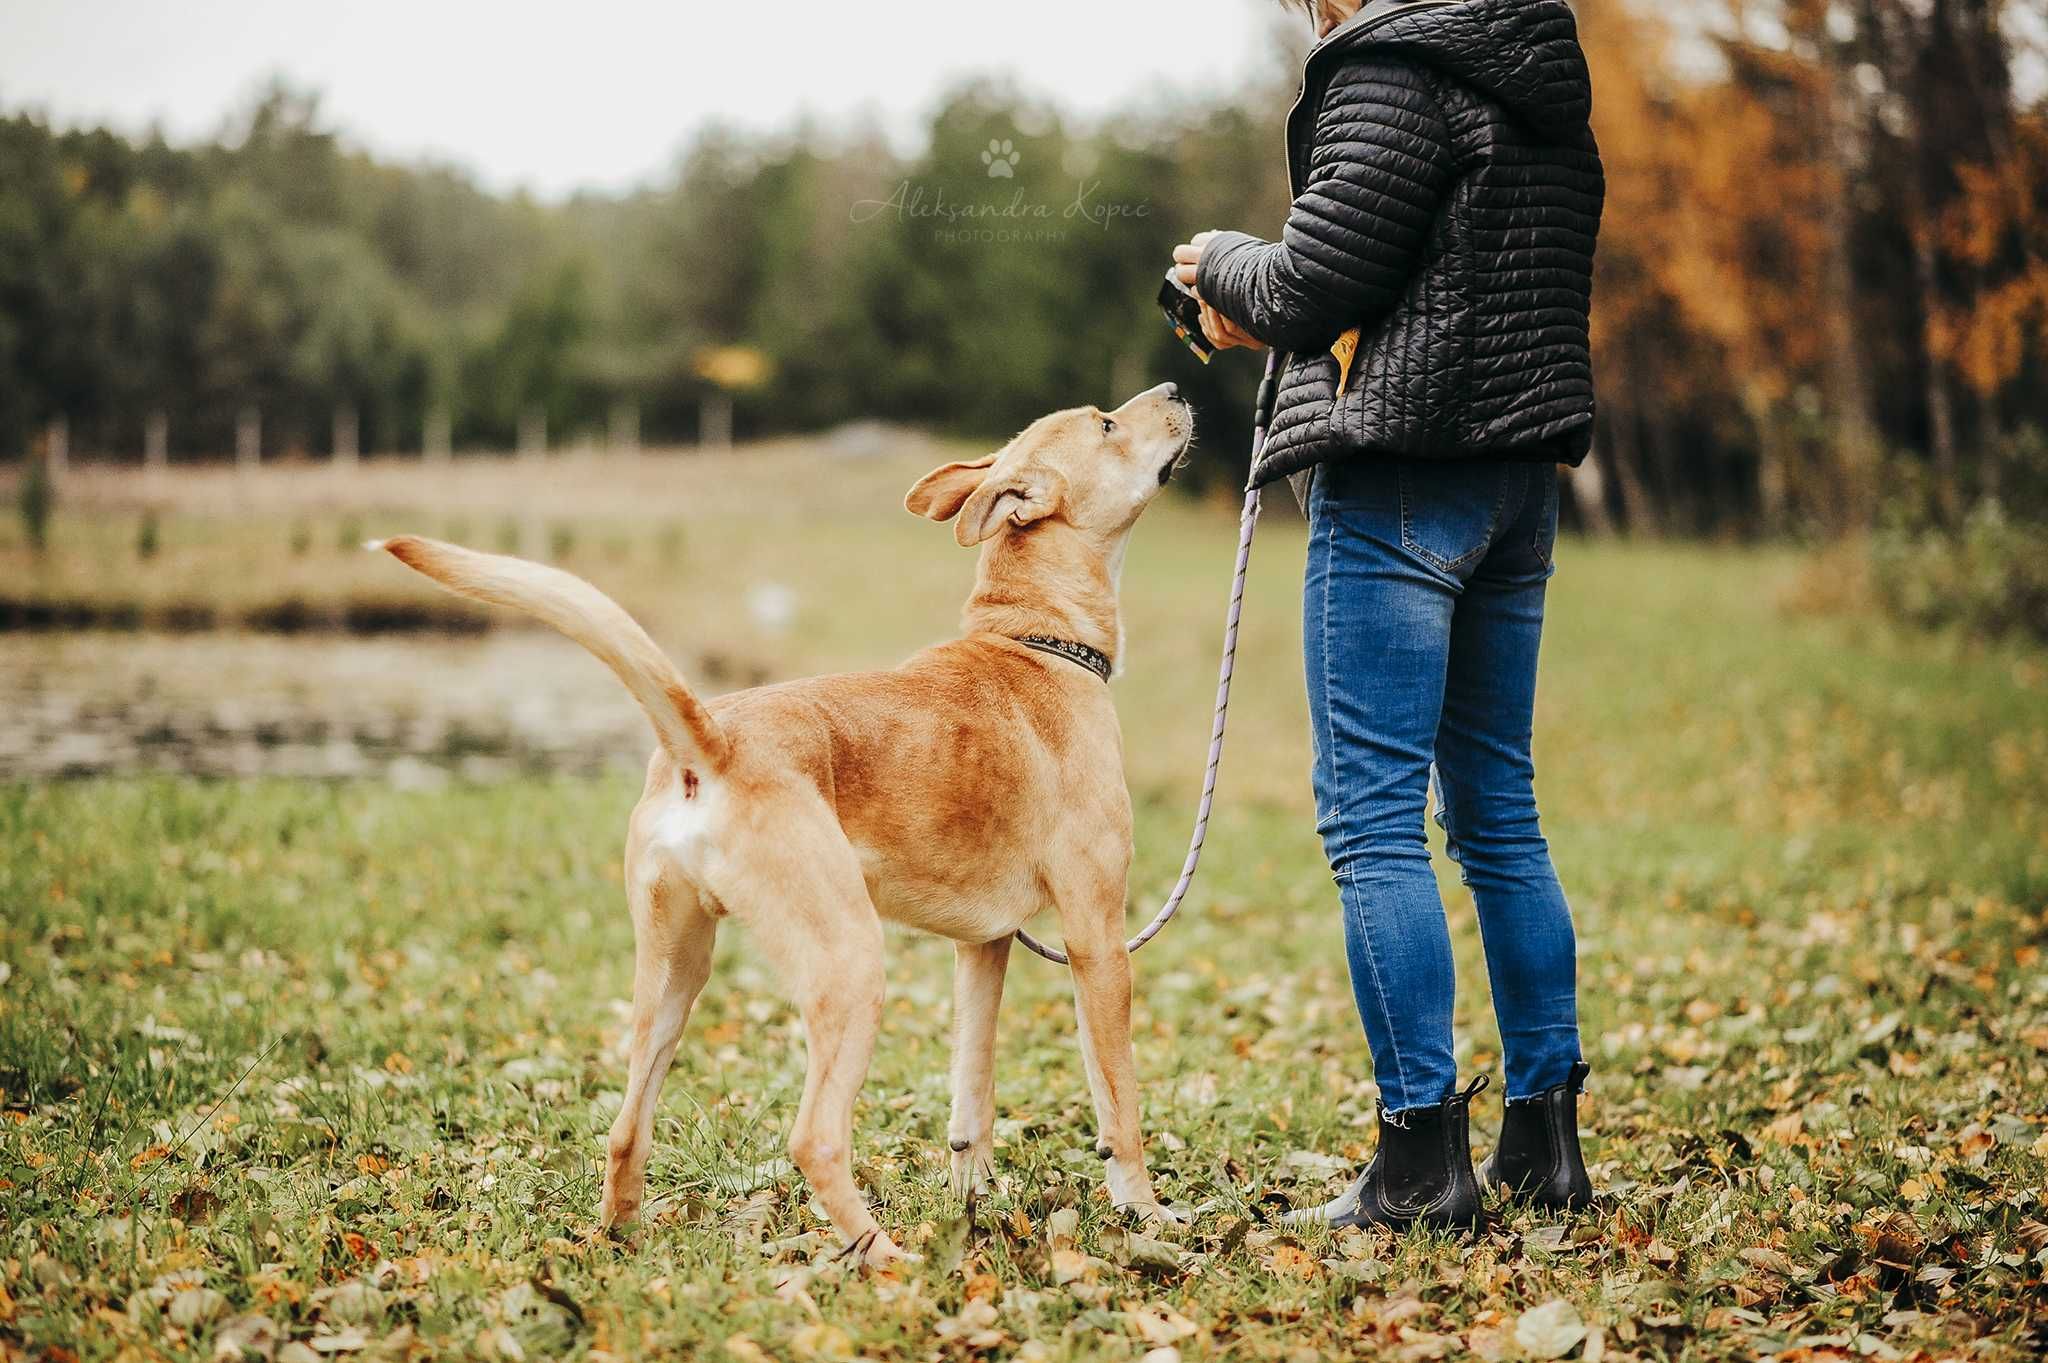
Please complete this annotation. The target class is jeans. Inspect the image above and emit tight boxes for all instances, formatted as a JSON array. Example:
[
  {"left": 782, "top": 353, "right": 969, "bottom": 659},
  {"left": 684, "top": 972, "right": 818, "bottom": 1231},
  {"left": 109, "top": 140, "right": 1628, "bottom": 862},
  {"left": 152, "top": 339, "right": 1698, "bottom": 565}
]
[{"left": 1303, "top": 455, "right": 1581, "bottom": 1113}]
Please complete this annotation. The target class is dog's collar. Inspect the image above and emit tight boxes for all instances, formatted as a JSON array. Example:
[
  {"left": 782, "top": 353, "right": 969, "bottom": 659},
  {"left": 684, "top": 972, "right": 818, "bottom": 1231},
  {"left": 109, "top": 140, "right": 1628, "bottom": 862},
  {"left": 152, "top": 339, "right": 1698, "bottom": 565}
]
[{"left": 1015, "top": 635, "right": 1113, "bottom": 684}]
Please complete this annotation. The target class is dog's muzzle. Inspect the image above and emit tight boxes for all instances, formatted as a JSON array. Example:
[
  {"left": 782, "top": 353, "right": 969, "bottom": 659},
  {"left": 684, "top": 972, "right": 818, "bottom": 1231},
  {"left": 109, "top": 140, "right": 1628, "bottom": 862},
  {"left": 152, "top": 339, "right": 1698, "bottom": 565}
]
[{"left": 1157, "top": 399, "right": 1196, "bottom": 485}]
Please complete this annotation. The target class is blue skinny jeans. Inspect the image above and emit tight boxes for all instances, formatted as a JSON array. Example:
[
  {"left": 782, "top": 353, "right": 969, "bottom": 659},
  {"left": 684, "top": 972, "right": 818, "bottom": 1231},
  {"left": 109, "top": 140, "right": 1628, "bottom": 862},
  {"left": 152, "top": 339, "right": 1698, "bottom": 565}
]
[{"left": 1303, "top": 455, "right": 1582, "bottom": 1113}]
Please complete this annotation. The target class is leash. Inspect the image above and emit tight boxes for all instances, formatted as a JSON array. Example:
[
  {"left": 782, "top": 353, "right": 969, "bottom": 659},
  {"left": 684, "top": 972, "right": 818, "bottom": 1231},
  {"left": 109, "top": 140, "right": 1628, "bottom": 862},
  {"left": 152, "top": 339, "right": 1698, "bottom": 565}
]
[{"left": 1016, "top": 350, "right": 1283, "bottom": 964}]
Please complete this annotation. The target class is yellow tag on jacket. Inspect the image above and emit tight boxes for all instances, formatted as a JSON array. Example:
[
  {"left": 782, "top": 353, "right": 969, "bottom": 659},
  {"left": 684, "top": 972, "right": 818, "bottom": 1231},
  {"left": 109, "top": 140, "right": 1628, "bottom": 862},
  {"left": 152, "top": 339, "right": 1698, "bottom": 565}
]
[{"left": 1331, "top": 327, "right": 1361, "bottom": 395}]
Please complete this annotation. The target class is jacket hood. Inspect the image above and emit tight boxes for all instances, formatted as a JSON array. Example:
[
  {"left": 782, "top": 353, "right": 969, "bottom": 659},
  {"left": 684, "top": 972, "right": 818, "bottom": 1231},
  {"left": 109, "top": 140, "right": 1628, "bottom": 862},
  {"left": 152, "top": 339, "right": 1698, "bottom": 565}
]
[{"left": 1324, "top": 0, "right": 1594, "bottom": 136}]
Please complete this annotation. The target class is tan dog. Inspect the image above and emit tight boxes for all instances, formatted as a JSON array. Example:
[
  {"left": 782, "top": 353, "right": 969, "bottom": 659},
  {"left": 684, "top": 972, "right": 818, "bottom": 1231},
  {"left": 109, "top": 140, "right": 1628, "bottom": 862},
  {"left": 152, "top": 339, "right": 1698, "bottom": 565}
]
[{"left": 373, "top": 383, "right": 1193, "bottom": 1264}]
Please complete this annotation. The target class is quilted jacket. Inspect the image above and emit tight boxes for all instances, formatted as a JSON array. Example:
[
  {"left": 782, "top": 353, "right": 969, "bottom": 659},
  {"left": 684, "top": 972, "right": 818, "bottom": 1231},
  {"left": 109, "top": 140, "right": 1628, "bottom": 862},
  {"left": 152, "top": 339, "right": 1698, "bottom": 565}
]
[{"left": 1196, "top": 0, "right": 1605, "bottom": 487}]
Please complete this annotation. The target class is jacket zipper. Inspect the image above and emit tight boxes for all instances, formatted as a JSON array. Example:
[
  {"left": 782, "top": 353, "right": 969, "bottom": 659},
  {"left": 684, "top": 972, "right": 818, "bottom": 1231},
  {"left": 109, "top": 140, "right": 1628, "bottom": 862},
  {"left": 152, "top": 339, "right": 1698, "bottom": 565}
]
[
  {"left": 1282, "top": 0, "right": 1457, "bottom": 194},
  {"left": 1265, "top": 0, "right": 1459, "bottom": 418}
]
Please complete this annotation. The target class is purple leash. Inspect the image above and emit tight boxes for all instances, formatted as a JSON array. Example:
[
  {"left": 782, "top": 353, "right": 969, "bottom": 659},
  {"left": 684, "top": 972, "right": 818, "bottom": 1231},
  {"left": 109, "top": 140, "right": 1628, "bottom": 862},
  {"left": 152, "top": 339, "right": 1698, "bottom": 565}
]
[{"left": 1016, "top": 351, "right": 1282, "bottom": 965}]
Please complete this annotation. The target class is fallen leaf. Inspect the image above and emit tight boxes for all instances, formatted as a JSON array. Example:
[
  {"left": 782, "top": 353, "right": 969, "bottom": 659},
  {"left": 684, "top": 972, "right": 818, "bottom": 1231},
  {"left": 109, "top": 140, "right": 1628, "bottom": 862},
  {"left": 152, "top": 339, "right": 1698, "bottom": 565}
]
[
  {"left": 724, "top": 1336, "right": 771, "bottom": 1363},
  {"left": 1131, "top": 1305, "right": 1198, "bottom": 1345},
  {"left": 167, "top": 1183, "right": 222, "bottom": 1224},
  {"left": 309, "top": 1330, "right": 369, "bottom": 1355},
  {"left": 1401, "top": 1333, "right": 1459, "bottom": 1361},
  {"left": 1116, "top": 1230, "right": 1183, "bottom": 1275},
  {"left": 212, "top": 1311, "right": 281, "bottom": 1362},
  {"left": 1857, "top": 1212, "right": 1924, "bottom": 1268},
  {"left": 790, "top": 1322, "right": 853, "bottom": 1360},
  {"left": 169, "top": 1288, "right": 228, "bottom": 1327},
  {"left": 1212, "top": 1217, "right": 1251, "bottom": 1256},
  {"left": 934, "top": 1300, "right": 1002, "bottom": 1348},
  {"left": 1268, "top": 1244, "right": 1318, "bottom": 1278},
  {"left": 315, "top": 1281, "right": 383, "bottom": 1324},
  {"left": 1278, "top": 1149, "right": 1352, "bottom": 1178},
  {"left": 1739, "top": 1246, "right": 1796, "bottom": 1276},
  {"left": 1467, "top": 1324, "right": 1511, "bottom": 1362},
  {"left": 1515, "top": 1299, "right": 1587, "bottom": 1360},
  {"left": 1050, "top": 1248, "right": 1094, "bottom": 1284}
]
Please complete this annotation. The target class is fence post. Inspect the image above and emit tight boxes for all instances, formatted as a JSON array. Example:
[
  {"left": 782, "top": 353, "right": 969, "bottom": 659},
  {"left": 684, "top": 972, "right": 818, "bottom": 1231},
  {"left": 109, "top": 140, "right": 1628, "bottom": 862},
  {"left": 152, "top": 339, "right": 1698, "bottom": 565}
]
[
  {"left": 236, "top": 407, "right": 261, "bottom": 471},
  {"left": 45, "top": 416, "right": 67, "bottom": 482},
  {"left": 608, "top": 400, "right": 640, "bottom": 455},
  {"left": 700, "top": 394, "right": 732, "bottom": 451},
  {"left": 333, "top": 405, "right": 359, "bottom": 469},
  {"left": 518, "top": 406, "right": 547, "bottom": 462},
  {"left": 424, "top": 407, "right": 452, "bottom": 464},
  {"left": 517, "top": 406, "right": 547, "bottom": 558},
  {"left": 144, "top": 410, "right": 169, "bottom": 474}
]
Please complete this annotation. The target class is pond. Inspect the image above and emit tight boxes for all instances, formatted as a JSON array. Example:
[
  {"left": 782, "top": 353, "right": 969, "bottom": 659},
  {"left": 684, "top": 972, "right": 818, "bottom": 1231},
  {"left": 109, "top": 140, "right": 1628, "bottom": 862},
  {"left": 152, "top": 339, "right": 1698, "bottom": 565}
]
[{"left": 1, "top": 630, "right": 692, "bottom": 783}]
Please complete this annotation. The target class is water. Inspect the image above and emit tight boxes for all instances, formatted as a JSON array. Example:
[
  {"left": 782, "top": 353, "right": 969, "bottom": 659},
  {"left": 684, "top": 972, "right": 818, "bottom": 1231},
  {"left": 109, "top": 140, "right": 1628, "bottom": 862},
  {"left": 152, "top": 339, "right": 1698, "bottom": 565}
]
[{"left": 0, "top": 631, "right": 703, "bottom": 783}]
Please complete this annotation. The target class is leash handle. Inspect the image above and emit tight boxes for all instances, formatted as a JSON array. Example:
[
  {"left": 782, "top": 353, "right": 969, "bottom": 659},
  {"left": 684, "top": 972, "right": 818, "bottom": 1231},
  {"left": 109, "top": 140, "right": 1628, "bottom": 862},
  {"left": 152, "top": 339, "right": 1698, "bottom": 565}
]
[{"left": 1017, "top": 351, "right": 1281, "bottom": 965}]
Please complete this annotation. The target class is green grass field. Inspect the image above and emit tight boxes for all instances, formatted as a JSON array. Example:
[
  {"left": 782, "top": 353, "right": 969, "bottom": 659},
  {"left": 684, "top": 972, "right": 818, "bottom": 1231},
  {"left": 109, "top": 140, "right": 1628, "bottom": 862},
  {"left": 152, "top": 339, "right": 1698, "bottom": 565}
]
[{"left": 3, "top": 448, "right": 2046, "bottom": 1361}]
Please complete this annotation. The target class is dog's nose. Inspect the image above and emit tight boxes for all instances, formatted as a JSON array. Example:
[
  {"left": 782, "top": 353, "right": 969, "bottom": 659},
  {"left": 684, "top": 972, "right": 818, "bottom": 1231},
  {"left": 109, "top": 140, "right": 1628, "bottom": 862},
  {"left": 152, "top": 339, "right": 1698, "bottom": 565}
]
[{"left": 1142, "top": 382, "right": 1178, "bottom": 402}]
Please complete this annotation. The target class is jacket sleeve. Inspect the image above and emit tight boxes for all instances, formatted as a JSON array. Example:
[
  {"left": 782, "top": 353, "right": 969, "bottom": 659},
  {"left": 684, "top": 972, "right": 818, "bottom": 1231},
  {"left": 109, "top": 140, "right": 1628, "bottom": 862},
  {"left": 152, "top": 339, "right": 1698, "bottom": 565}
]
[{"left": 1196, "top": 57, "right": 1454, "bottom": 355}]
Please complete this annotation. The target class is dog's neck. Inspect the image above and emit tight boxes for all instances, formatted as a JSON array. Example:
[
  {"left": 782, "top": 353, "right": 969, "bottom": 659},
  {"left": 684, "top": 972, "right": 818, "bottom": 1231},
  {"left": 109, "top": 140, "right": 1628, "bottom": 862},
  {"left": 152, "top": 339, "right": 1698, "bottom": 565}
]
[{"left": 962, "top": 520, "right": 1126, "bottom": 666}]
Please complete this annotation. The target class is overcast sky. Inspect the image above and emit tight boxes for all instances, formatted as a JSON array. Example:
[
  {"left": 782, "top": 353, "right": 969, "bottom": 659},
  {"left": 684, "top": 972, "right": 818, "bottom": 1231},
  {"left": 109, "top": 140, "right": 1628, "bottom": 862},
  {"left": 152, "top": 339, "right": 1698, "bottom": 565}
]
[{"left": 0, "top": 0, "right": 1300, "bottom": 198}]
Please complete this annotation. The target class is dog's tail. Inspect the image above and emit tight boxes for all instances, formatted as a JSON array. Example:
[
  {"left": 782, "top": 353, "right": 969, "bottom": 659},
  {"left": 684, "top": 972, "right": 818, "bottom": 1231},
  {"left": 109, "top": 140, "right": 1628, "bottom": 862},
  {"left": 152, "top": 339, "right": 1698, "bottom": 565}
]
[{"left": 369, "top": 535, "right": 728, "bottom": 768}]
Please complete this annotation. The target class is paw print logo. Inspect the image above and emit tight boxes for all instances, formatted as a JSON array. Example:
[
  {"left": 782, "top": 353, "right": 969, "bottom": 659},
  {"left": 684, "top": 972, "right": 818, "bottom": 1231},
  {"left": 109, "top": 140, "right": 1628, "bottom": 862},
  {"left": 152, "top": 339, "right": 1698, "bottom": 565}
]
[{"left": 981, "top": 138, "right": 1021, "bottom": 179}]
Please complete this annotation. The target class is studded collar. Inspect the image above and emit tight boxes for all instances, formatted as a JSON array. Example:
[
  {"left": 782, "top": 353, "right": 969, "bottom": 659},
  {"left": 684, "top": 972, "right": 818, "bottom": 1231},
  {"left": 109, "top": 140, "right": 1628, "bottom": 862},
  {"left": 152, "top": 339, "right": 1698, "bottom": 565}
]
[{"left": 1014, "top": 635, "right": 1113, "bottom": 684}]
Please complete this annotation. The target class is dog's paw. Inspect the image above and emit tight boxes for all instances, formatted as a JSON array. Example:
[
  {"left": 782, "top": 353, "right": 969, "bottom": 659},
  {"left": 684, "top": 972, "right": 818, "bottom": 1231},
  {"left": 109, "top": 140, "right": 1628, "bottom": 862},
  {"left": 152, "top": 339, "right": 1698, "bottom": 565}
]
[
  {"left": 948, "top": 1140, "right": 994, "bottom": 1201},
  {"left": 598, "top": 1194, "right": 641, "bottom": 1233},
  {"left": 1133, "top": 1199, "right": 1187, "bottom": 1227},
  {"left": 861, "top": 1232, "right": 922, "bottom": 1271}
]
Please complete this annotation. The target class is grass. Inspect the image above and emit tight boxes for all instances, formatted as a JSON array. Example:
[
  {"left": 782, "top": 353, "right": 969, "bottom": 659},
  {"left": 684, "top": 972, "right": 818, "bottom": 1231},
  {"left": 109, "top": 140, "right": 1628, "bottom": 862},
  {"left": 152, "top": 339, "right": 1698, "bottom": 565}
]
[{"left": 3, "top": 447, "right": 2047, "bottom": 1361}]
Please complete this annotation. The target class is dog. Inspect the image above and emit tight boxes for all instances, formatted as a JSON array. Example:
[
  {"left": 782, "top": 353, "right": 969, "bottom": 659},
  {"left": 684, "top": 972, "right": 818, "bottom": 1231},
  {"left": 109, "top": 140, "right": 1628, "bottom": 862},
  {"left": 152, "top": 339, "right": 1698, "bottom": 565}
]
[{"left": 372, "top": 382, "right": 1193, "bottom": 1265}]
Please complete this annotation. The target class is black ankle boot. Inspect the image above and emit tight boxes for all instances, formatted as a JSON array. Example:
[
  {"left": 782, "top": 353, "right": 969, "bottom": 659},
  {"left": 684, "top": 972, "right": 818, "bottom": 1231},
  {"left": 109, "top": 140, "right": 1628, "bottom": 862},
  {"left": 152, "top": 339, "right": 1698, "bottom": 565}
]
[
  {"left": 1479, "top": 1060, "right": 1593, "bottom": 1211},
  {"left": 1283, "top": 1077, "right": 1488, "bottom": 1235}
]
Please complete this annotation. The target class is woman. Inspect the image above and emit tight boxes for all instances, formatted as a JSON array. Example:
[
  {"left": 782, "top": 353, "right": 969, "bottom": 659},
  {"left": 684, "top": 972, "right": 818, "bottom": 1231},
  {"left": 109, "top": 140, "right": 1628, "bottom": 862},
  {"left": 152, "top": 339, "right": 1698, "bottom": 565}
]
[{"left": 1171, "top": 0, "right": 1604, "bottom": 1231}]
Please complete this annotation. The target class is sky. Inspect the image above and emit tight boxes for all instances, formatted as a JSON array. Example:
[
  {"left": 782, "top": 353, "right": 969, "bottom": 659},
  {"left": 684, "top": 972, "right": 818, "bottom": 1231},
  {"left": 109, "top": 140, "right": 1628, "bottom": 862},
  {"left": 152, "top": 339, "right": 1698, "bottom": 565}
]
[{"left": 0, "top": 0, "right": 1298, "bottom": 199}]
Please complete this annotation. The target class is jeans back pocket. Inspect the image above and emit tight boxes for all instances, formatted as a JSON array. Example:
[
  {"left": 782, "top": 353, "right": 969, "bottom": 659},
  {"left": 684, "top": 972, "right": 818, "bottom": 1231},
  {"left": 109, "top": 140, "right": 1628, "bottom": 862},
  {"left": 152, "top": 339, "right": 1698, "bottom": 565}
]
[{"left": 1397, "top": 460, "right": 1512, "bottom": 574}]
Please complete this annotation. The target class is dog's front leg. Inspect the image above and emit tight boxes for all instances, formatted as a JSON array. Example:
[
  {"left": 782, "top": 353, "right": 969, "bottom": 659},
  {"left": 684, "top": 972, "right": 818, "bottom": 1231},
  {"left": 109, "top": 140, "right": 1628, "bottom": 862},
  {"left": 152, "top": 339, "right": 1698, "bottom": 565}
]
[
  {"left": 1057, "top": 894, "right": 1171, "bottom": 1223},
  {"left": 947, "top": 936, "right": 1012, "bottom": 1199}
]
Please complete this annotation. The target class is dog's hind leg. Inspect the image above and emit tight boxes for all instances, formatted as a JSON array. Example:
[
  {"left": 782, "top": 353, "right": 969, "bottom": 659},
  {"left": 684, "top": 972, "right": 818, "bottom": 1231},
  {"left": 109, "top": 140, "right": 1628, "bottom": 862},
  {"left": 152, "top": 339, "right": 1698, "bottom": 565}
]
[
  {"left": 946, "top": 936, "right": 1012, "bottom": 1200},
  {"left": 725, "top": 831, "right": 912, "bottom": 1267},
  {"left": 1052, "top": 876, "right": 1169, "bottom": 1223},
  {"left": 601, "top": 871, "right": 718, "bottom": 1230}
]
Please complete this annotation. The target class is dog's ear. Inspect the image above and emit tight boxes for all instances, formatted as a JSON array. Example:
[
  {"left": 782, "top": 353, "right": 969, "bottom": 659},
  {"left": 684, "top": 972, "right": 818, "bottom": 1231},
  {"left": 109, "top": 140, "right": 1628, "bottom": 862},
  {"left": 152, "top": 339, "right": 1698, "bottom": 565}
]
[
  {"left": 904, "top": 455, "right": 999, "bottom": 523},
  {"left": 955, "top": 465, "right": 1068, "bottom": 547}
]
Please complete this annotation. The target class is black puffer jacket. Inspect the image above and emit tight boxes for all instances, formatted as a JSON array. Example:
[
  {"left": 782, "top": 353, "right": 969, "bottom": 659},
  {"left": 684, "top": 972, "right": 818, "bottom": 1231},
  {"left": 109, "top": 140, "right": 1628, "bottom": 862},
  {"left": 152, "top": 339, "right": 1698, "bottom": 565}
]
[{"left": 1196, "top": 0, "right": 1604, "bottom": 487}]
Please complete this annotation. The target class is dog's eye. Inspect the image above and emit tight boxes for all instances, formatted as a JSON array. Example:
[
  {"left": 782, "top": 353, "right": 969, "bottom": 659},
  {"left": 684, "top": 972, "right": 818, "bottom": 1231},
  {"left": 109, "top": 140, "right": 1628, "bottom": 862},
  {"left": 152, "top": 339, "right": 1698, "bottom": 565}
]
[{"left": 1100, "top": 417, "right": 1116, "bottom": 435}]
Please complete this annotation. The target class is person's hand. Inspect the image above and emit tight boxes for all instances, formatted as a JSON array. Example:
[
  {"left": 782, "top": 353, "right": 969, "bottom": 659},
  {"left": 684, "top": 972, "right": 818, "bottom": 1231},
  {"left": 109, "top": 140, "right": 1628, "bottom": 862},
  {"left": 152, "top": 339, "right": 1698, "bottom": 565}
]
[
  {"left": 1169, "top": 230, "right": 1219, "bottom": 288},
  {"left": 1172, "top": 230, "right": 1264, "bottom": 351},
  {"left": 1198, "top": 297, "right": 1264, "bottom": 352}
]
